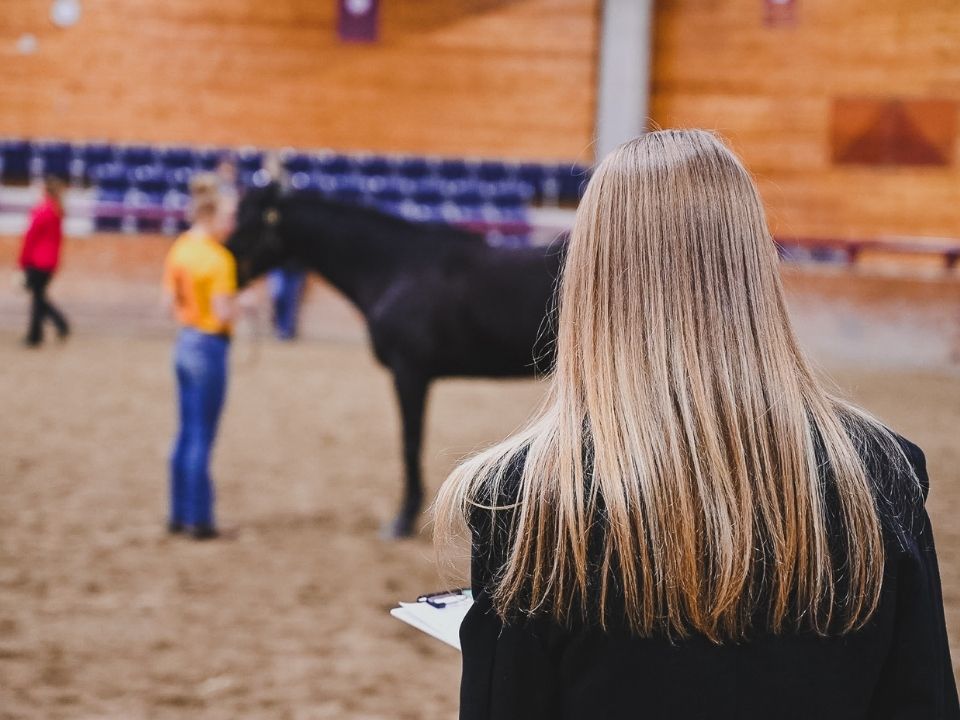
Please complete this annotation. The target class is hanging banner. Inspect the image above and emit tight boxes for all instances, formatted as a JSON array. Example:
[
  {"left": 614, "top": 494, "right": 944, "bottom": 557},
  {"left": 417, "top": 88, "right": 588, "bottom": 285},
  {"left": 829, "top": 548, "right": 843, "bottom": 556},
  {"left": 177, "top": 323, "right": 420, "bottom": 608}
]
[
  {"left": 338, "top": 0, "right": 380, "bottom": 43},
  {"left": 763, "top": 0, "right": 797, "bottom": 27}
]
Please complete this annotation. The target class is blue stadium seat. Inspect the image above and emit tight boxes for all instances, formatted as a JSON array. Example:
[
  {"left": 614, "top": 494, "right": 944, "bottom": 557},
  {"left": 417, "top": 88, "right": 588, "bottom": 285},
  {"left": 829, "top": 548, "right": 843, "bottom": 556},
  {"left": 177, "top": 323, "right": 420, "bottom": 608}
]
[
  {"left": 159, "top": 147, "right": 196, "bottom": 170},
  {"left": 495, "top": 207, "right": 530, "bottom": 227},
  {"left": 329, "top": 176, "right": 370, "bottom": 205},
  {"left": 93, "top": 164, "right": 132, "bottom": 196},
  {"left": 236, "top": 147, "right": 264, "bottom": 175},
  {"left": 412, "top": 177, "right": 458, "bottom": 198},
  {"left": 353, "top": 155, "right": 394, "bottom": 178},
  {"left": 452, "top": 186, "right": 485, "bottom": 208},
  {"left": 396, "top": 157, "right": 432, "bottom": 181},
  {"left": 423, "top": 157, "right": 445, "bottom": 175},
  {"left": 237, "top": 167, "right": 273, "bottom": 189},
  {"left": 281, "top": 150, "right": 314, "bottom": 175},
  {"left": 233, "top": 146, "right": 268, "bottom": 187},
  {"left": 491, "top": 183, "right": 532, "bottom": 209},
  {"left": 117, "top": 145, "right": 156, "bottom": 169},
  {"left": 476, "top": 160, "right": 512, "bottom": 184},
  {"left": 473, "top": 203, "right": 526, "bottom": 223},
  {"left": 289, "top": 171, "right": 313, "bottom": 191},
  {"left": 1, "top": 139, "right": 33, "bottom": 183},
  {"left": 557, "top": 164, "right": 590, "bottom": 200},
  {"left": 417, "top": 205, "right": 447, "bottom": 223},
  {"left": 437, "top": 158, "right": 471, "bottom": 183},
  {"left": 316, "top": 154, "right": 351, "bottom": 177},
  {"left": 370, "top": 177, "right": 412, "bottom": 203},
  {"left": 131, "top": 166, "right": 169, "bottom": 232},
  {"left": 196, "top": 148, "right": 226, "bottom": 171},
  {"left": 166, "top": 167, "right": 193, "bottom": 193},
  {"left": 516, "top": 163, "right": 546, "bottom": 198},
  {"left": 34, "top": 141, "right": 72, "bottom": 181},
  {"left": 473, "top": 180, "right": 520, "bottom": 200},
  {"left": 412, "top": 185, "right": 445, "bottom": 207},
  {"left": 77, "top": 142, "right": 116, "bottom": 182},
  {"left": 450, "top": 186, "right": 489, "bottom": 223},
  {"left": 304, "top": 173, "right": 337, "bottom": 195},
  {"left": 92, "top": 164, "right": 132, "bottom": 231},
  {"left": 396, "top": 201, "right": 442, "bottom": 223},
  {"left": 438, "top": 202, "right": 468, "bottom": 223},
  {"left": 132, "top": 165, "right": 169, "bottom": 200}
]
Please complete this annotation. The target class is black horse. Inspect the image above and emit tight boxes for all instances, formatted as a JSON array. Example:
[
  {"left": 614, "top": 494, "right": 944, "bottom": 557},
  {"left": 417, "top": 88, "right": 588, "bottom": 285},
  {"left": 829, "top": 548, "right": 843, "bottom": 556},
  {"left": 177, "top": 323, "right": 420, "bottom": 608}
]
[{"left": 226, "top": 183, "right": 565, "bottom": 537}]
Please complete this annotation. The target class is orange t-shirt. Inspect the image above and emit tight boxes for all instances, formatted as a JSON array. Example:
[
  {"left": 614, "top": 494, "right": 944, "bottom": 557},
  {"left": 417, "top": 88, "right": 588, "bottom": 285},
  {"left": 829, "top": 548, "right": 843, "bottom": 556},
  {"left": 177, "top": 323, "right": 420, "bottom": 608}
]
[{"left": 163, "top": 230, "right": 237, "bottom": 335}]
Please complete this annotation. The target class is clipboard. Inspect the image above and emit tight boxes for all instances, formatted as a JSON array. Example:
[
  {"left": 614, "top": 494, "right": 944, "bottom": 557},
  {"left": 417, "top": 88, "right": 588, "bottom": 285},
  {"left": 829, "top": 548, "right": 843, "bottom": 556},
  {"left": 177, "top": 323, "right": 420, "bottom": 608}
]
[{"left": 390, "top": 588, "right": 474, "bottom": 651}]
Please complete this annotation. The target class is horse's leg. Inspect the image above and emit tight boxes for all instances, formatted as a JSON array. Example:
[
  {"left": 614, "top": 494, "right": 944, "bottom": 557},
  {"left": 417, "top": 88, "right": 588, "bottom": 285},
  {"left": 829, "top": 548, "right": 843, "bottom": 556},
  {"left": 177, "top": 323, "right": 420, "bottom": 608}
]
[{"left": 383, "top": 366, "right": 429, "bottom": 539}]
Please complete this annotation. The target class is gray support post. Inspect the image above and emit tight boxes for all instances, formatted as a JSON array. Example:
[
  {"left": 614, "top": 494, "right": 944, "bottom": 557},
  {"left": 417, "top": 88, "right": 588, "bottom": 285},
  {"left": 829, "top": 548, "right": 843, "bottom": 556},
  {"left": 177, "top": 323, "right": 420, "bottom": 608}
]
[{"left": 595, "top": 0, "right": 654, "bottom": 159}]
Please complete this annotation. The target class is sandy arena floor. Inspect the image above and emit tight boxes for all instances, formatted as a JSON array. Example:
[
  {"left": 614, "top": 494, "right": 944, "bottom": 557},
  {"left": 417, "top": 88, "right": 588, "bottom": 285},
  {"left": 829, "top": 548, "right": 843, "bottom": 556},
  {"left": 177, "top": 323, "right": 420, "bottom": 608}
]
[
  {"left": 0, "top": 242, "right": 958, "bottom": 718},
  {"left": 1, "top": 333, "right": 958, "bottom": 719},
  {"left": 0, "top": 330, "right": 549, "bottom": 719}
]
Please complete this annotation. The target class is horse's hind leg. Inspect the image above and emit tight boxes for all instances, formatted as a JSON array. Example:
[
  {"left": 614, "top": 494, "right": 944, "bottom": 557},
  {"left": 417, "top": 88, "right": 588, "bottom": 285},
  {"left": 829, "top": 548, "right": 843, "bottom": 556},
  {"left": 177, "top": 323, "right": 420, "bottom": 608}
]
[{"left": 382, "top": 367, "right": 429, "bottom": 539}]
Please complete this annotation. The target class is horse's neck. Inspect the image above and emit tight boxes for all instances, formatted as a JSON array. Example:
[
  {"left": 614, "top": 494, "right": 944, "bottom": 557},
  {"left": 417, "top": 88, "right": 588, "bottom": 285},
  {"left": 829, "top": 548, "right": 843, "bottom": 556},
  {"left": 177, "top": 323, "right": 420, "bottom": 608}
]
[{"left": 291, "top": 214, "right": 414, "bottom": 315}]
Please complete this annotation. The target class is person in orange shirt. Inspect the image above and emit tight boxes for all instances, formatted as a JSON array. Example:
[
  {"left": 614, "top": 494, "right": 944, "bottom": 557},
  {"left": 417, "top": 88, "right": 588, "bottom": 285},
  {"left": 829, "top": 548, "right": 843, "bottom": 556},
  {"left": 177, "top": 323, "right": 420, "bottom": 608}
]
[
  {"left": 163, "top": 173, "right": 238, "bottom": 540},
  {"left": 18, "top": 176, "right": 70, "bottom": 347}
]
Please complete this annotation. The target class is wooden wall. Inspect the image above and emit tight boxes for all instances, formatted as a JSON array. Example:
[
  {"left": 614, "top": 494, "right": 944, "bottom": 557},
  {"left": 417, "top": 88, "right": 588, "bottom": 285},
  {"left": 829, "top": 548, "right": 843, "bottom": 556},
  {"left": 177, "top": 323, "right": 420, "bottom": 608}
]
[
  {"left": 0, "top": 0, "right": 598, "bottom": 161},
  {"left": 651, "top": 0, "right": 960, "bottom": 239},
  {"left": 5, "top": 0, "right": 960, "bottom": 239}
]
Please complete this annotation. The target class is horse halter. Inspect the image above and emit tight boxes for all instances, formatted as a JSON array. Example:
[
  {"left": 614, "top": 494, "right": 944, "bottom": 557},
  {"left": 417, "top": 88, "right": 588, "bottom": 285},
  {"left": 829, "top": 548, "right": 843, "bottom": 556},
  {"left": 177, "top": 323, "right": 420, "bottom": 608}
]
[{"left": 260, "top": 206, "right": 283, "bottom": 255}]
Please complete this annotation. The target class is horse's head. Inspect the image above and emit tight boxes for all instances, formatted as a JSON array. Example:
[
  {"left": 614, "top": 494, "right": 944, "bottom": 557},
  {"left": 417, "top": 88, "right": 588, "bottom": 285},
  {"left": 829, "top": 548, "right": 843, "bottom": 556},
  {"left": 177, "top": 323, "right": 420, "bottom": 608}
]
[{"left": 226, "top": 182, "right": 290, "bottom": 286}]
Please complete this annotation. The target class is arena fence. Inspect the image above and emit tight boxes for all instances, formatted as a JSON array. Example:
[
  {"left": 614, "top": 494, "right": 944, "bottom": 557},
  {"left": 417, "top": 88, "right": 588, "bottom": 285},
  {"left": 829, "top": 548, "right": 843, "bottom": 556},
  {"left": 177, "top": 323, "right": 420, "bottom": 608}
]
[
  {"left": 0, "top": 137, "right": 599, "bottom": 246},
  {"left": 776, "top": 236, "right": 960, "bottom": 271}
]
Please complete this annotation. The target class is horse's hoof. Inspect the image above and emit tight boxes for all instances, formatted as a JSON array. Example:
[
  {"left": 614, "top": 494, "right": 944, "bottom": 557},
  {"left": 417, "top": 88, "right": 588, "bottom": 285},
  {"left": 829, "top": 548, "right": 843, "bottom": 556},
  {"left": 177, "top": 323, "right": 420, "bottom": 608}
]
[{"left": 380, "top": 514, "right": 417, "bottom": 540}]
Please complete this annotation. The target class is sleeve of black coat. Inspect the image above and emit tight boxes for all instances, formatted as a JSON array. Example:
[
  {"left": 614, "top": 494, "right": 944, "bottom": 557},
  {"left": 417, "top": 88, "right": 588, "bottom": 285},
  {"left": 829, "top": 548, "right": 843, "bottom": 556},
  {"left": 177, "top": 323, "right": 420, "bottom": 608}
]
[
  {"left": 458, "top": 458, "right": 561, "bottom": 720},
  {"left": 870, "top": 440, "right": 960, "bottom": 719}
]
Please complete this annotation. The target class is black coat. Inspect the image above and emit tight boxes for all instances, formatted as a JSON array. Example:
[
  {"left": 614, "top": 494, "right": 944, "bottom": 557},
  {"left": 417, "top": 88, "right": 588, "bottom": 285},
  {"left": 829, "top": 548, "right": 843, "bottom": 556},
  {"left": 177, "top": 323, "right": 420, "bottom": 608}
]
[{"left": 459, "top": 435, "right": 960, "bottom": 720}]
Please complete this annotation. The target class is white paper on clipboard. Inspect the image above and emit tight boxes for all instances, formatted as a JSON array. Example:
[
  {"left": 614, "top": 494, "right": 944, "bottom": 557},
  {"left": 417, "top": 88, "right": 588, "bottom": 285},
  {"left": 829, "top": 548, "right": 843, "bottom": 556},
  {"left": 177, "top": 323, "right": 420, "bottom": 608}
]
[{"left": 390, "top": 590, "right": 474, "bottom": 651}]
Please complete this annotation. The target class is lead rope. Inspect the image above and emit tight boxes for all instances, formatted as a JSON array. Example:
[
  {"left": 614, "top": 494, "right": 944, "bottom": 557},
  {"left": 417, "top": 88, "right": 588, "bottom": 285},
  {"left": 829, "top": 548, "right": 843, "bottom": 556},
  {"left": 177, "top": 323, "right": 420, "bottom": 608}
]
[{"left": 233, "top": 293, "right": 264, "bottom": 370}]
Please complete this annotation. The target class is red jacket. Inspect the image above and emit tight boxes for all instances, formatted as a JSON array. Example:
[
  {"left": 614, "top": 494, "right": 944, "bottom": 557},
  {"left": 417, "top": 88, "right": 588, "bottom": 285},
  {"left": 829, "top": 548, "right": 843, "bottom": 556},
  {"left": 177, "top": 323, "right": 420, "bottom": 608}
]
[{"left": 18, "top": 197, "right": 64, "bottom": 272}]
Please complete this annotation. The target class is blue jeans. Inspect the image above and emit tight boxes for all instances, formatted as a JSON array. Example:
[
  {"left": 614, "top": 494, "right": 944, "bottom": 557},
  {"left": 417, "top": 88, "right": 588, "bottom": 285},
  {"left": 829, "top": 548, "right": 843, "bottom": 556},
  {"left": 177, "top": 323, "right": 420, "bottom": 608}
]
[
  {"left": 268, "top": 268, "right": 306, "bottom": 340},
  {"left": 170, "top": 328, "right": 229, "bottom": 528}
]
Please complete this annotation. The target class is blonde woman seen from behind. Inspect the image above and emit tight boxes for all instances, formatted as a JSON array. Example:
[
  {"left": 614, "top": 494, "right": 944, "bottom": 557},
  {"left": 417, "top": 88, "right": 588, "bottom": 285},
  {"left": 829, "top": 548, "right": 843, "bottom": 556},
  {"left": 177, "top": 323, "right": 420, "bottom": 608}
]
[{"left": 436, "top": 130, "right": 959, "bottom": 720}]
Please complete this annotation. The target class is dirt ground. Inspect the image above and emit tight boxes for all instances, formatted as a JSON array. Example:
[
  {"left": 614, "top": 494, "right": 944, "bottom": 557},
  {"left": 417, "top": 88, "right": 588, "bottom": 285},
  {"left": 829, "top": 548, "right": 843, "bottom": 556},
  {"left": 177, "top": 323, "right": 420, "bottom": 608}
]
[
  {"left": 0, "top": 238, "right": 959, "bottom": 719},
  {"left": 0, "top": 331, "right": 543, "bottom": 719}
]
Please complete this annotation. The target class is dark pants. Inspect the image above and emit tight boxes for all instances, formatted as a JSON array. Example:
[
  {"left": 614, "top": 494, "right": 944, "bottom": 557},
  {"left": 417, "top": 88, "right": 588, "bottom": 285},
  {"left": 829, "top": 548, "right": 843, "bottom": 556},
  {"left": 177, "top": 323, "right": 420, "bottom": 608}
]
[
  {"left": 269, "top": 267, "right": 306, "bottom": 340},
  {"left": 170, "top": 328, "right": 229, "bottom": 529},
  {"left": 24, "top": 268, "right": 68, "bottom": 345}
]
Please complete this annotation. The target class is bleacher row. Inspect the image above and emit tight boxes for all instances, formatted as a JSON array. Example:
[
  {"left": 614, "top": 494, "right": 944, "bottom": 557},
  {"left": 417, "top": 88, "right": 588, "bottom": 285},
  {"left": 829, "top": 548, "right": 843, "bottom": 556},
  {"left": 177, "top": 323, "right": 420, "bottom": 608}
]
[{"left": 0, "top": 139, "right": 591, "bottom": 240}]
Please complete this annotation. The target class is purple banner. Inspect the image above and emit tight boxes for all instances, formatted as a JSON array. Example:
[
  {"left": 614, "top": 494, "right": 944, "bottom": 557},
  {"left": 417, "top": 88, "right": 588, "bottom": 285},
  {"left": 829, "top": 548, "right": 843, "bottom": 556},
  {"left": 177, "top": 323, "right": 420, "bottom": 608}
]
[
  {"left": 338, "top": 0, "right": 380, "bottom": 43},
  {"left": 763, "top": 0, "right": 797, "bottom": 27}
]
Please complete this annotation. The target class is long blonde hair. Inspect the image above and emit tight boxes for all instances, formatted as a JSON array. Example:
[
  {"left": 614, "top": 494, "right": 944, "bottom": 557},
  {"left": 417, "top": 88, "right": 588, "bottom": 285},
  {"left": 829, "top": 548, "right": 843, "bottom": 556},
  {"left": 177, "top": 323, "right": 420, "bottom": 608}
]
[{"left": 435, "top": 129, "right": 909, "bottom": 642}]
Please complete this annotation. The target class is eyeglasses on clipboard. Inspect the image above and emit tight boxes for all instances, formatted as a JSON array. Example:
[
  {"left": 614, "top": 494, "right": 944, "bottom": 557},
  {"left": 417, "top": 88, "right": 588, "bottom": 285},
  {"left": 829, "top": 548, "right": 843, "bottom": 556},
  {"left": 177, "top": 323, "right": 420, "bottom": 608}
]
[{"left": 417, "top": 588, "right": 473, "bottom": 609}]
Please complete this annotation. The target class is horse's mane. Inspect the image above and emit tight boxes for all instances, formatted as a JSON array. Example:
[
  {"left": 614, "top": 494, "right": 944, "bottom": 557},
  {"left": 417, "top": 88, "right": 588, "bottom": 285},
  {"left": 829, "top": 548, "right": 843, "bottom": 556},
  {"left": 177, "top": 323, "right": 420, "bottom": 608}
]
[{"left": 284, "top": 191, "right": 487, "bottom": 249}]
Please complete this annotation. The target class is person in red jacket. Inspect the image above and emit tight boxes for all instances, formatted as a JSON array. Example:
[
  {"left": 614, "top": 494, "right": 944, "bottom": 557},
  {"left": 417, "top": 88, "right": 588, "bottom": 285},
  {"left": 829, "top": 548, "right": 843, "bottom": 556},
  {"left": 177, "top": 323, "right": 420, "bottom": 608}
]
[{"left": 19, "top": 176, "right": 70, "bottom": 347}]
